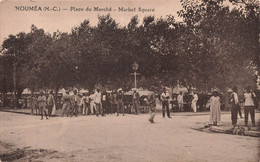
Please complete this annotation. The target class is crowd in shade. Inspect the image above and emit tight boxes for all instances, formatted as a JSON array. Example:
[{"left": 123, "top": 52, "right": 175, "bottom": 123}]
[{"left": 28, "top": 85, "right": 258, "bottom": 126}]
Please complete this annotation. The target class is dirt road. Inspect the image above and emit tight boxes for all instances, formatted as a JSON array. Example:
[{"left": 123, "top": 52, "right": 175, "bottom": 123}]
[{"left": 0, "top": 112, "right": 259, "bottom": 162}]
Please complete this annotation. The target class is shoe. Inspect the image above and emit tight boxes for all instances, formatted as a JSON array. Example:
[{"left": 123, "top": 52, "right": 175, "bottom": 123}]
[
  {"left": 149, "top": 119, "right": 154, "bottom": 123},
  {"left": 168, "top": 116, "right": 172, "bottom": 118}
]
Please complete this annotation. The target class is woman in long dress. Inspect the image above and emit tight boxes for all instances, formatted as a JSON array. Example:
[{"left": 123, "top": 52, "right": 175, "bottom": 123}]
[{"left": 209, "top": 90, "right": 221, "bottom": 126}]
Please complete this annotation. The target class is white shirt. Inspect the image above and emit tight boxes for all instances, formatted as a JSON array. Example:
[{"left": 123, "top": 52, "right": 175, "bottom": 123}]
[
  {"left": 244, "top": 92, "right": 255, "bottom": 106},
  {"left": 94, "top": 92, "right": 102, "bottom": 104},
  {"left": 161, "top": 92, "right": 170, "bottom": 101},
  {"left": 177, "top": 94, "right": 183, "bottom": 104},
  {"left": 232, "top": 92, "right": 239, "bottom": 104},
  {"left": 192, "top": 94, "right": 198, "bottom": 102}
]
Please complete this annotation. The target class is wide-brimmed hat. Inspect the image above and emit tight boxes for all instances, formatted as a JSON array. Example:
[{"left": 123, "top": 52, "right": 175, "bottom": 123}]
[
  {"left": 227, "top": 88, "right": 233, "bottom": 93},
  {"left": 212, "top": 89, "right": 218, "bottom": 93},
  {"left": 39, "top": 90, "right": 44, "bottom": 94}
]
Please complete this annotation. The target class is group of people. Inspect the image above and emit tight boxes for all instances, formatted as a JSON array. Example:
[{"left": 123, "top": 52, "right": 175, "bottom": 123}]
[
  {"left": 28, "top": 86, "right": 257, "bottom": 127},
  {"left": 171, "top": 91, "right": 202, "bottom": 113},
  {"left": 208, "top": 85, "right": 257, "bottom": 127},
  {"left": 60, "top": 88, "right": 144, "bottom": 117},
  {"left": 30, "top": 90, "right": 55, "bottom": 120}
]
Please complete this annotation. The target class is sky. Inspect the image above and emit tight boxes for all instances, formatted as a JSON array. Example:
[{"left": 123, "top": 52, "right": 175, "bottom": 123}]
[{"left": 0, "top": 0, "right": 183, "bottom": 45}]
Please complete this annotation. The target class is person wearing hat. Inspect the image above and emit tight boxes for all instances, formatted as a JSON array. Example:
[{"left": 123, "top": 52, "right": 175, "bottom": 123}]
[
  {"left": 70, "top": 90, "right": 81, "bottom": 117},
  {"left": 177, "top": 91, "right": 184, "bottom": 112},
  {"left": 94, "top": 88, "right": 104, "bottom": 116},
  {"left": 37, "top": 90, "right": 48, "bottom": 120},
  {"left": 117, "top": 88, "right": 125, "bottom": 116},
  {"left": 47, "top": 90, "right": 55, "bottom": 117},
  {"left": 30, "top": 95, "right": 37, "bottom": 115},
  {"left": 132, "top": 90, "right": 140, "bottom": 115},
  {"left": 191, "top": 91, "right": 198, "bottom": 112},
  {"left": 209, "top": 90, "right": 221, "bottom": 126},
  {"left": 61, "top": 90, "right": 71, "bottom": 117},
  {"left": 81, "top": 92, "right": 90, "bottom": 115},
  {"left": 160, "top": 87, "right": 171, "bottom": 118},
  {"left": 229, "top": 86, "right": 240, "bottom": 127},
  {"left": 243, "top": 86, "right": 256, "bottom": 127}
]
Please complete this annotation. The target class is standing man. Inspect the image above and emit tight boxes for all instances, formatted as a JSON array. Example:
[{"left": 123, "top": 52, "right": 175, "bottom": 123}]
[
  {"left": 148, "top": 91, "right": 156, "bottom": 123},
  {"left": 61, "top": 90, "right": 71, "bottom": 117},
  {"left": 37, "top": 90, "right": 48, "bottom": 120},
  {"left": 132, "top": 90, "right": 140, "bottom": 115},
  {"left": 81, "top": 93, "right": 89, "bottom": 115},
  {"left": 229, "top": 86, "right": 239, "bottom": 127},
  {"left": 70, "top": 90, "right": 80, "bottom": 117},
  {"left": 47, "top": 90, "right": 54, "bottom": 117},
  {"left": 117, "top": 88, "right": 125, "bottom": 116},
  {"left": 161, "top": 87, "right": 171, "bottom": 118},
  {"left": 177, "top": 91, "right": 184, "bottom": 112},
  {"left": 94, "top": 88, "right": 103, "bottom": 116},
  {"left": 101, "top": 91, "right": 107, "bottom": 114},
  {"left": 243, "top": 86, "right": 256, "bottom": 127},
  {"left": 191, "top": 91, "right": 198, "bottom": 112},
  {"left": 111, "top": 90, "right": 118, "bottom": 114},
  {"left": 30, "top": 95, "right": 37, "bottom": 115},
  {"left": 89, "top": 92, "right": 95, "bottom": 115},
  {"left": 106, "top": 92, "right": 111, "bottom": 114}
]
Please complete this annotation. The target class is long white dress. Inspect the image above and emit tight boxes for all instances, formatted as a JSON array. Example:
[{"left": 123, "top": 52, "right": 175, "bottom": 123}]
[
  {"left": 191, "top": 94, "right": 198, "bottom": 112},
  {"left": 209, "top": 96, "right": 221, "bottom": 122}
]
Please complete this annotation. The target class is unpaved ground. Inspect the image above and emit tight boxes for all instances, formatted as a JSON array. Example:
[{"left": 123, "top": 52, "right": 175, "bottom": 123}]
[{"left": 0, "top": 112, "right": 259, "bottom": 162}]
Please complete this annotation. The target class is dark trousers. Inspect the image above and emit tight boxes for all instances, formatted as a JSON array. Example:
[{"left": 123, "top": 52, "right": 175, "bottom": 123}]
[
  {"left": 39, "top": 106, "right": 48, "bottom": 119},
  {"left": 112, "top": 104, "right": 117, "bottom": 113},
  {"left": 133, "top": 100, "right": 139, "bottom": 114},
  {"left": 71, "top": 105, "right": 78, "bottom": 117},
  {"left": 244, "top": 106, "right": 255, "bottom": 126},
  {"left": 162, "top": 101, "right": 170, "bottom": 117},
  {"left": 117, "top": 101, "right": 124, "bottom": 115},
  {"left": 47, "top": 105, "right": 52, "bottom": 117},
  {"left": 231, "top": 104, "right": 239, "bottom": 126},
  {"left": 238, "top": 104, "right": 242, "bottom": 117},
  {"left": 106, "top": 103, "right": 111, "bottom": 114}
]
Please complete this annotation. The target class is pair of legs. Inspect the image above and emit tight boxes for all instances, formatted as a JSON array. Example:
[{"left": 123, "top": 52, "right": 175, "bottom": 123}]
[
  {"left": 111, "top": 104, "right": 117, "bottom": 114},
  {"left": 47, "top": 105, "right": 53, "bottom": 117},
  {"left": 71, "top": 105, "right": 79, "bottom": 117},
  {"left": 178, "top": 103, "right": 183, "bottom": 112},
  {"left": 192, "top": 101, "right": 197, "bottom": 112},
  {"left": 238, "top": 105, "right": 243, "bottom": 118},
  {"left": 117, "top": 101, "right": 124, "bottom": 116},
  {"left": 95, "top": 103, "right": 104, "bottom": 116},
  {"left": 31, "top": 105, "right": 35, "bottom": 115},
  {"left": 162, "top": 101, "right": 171, "bottom": 118},
  {"left": 62, "top": 102, "right": 70, "bottom": 117},
  {"left": 39, "top": 106, "right": 48, "bottom": 119},
  {"left": 244, "top": 106, "right": 255, "bottom": 127},
  {"left": 149, "top": 105, "right": 156, "bottom": 123},
  {"left": 133, "top": 101, "right": 139, "bottom": 115},
  {"left": 82, "top": 104, "right": 89, "bottom": 115},
  {"left": 231, "top": 104, "right": 239, "bottom": 127}
]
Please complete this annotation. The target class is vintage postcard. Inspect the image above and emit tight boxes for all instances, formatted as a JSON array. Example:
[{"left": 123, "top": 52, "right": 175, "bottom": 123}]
[{"left": 0, "top": 0, "right": 259, "bottom": 161}]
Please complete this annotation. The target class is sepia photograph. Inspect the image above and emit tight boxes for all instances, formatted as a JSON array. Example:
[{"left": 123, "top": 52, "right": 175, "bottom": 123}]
[{"left": 0, "top": 0, "right": 259, "bottom": 161}]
